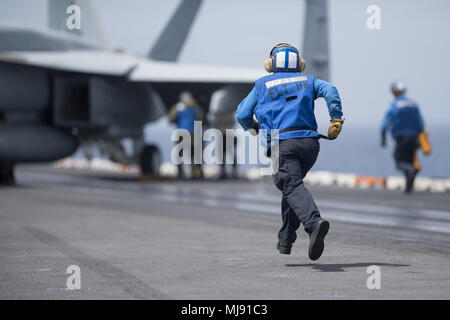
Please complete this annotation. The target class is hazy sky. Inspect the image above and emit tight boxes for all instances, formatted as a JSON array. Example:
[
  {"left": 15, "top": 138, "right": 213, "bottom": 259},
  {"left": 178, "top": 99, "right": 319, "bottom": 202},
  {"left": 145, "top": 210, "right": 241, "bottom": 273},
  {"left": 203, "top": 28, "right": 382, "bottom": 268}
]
[{"left": 1, "top": 0, "right": 449, "bottom": 127}]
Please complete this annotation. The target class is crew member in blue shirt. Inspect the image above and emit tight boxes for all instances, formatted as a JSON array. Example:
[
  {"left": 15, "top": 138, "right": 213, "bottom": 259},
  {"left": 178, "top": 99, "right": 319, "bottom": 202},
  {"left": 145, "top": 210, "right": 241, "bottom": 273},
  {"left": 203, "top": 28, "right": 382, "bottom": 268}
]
[
  {"left": 381, "top": 81, "right": 425, "bottom": 193},
  {"left": 236, "top": 43, "right": 344, "bottom": 260},
  {"left": 169, "top": 91, "right": 204, "bottom": 179}
]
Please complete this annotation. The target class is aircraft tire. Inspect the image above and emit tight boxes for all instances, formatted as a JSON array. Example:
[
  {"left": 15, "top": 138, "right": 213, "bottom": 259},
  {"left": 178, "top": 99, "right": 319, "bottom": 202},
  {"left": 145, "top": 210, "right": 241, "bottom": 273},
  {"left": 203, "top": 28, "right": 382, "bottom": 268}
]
[{"left": 0, "top": 162, "right": 15, "bottom": 185}]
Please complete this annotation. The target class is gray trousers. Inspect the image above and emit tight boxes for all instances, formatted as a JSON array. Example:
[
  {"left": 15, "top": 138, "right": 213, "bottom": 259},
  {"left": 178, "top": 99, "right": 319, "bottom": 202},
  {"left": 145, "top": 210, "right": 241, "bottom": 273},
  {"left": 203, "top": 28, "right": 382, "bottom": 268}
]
[{"left": 272, "top": 138, "right": 321, "bottom": 245}]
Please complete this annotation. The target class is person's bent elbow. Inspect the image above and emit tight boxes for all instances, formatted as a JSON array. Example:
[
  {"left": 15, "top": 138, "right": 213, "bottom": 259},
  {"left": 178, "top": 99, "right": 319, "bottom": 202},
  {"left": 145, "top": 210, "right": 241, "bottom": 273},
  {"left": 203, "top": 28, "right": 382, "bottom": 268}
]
[{"left": 236, "top": 105, "right": 253, "bottom": 131}]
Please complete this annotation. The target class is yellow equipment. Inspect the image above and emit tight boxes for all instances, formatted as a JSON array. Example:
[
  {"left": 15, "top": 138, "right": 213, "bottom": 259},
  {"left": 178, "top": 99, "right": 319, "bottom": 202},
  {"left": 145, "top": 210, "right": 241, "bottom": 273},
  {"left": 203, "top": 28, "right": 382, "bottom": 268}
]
[{"left": 419, "top": 131, "right": 432, "bottom": 155}]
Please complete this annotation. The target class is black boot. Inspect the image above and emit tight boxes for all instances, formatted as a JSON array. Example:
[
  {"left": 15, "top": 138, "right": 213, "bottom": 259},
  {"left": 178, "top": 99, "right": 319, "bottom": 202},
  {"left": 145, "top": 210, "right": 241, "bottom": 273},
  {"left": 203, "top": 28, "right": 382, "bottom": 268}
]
[
  {"left": 308, "top": 219, "right": 330, "bottom": 261},
  {"left": 405, "top": 168, "right": 418, "bottom": 193},
  {"left": 276, "top": 241, "right": 292, "bottom": 255}
]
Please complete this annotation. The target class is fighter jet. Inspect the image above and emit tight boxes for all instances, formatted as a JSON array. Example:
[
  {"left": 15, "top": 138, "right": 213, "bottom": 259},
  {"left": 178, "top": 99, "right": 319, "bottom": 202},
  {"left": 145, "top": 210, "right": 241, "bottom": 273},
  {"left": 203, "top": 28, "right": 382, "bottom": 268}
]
[
  {"left": 0, "top": 0, "right": 329, "bottom": 183},
  {"left": 0, "top": 0, "right": 265, "bottom": 183}
]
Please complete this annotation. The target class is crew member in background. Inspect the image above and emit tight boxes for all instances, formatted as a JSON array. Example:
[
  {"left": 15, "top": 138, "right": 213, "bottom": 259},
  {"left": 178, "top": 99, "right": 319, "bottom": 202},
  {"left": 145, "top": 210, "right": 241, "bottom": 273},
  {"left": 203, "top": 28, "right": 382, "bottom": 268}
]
[
  {"left": 169, "top": 91, "right": 204, "bottom": 179},
  {"left": 236, "top": 43, "right": 343, "bottom": 261},
  {"left": 381, "top": 81, "right": 430, "bottom": 193}
]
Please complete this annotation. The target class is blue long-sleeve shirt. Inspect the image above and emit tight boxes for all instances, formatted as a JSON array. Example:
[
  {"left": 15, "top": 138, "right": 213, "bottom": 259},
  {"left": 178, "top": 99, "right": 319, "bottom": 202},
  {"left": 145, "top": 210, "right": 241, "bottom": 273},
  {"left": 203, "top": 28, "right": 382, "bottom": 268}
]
[
  {"left": 381, "top": 96, "right": 424, "bottom": 139},
  {"left": 236, "top": 76, "right": 343, "bottom": 135}
]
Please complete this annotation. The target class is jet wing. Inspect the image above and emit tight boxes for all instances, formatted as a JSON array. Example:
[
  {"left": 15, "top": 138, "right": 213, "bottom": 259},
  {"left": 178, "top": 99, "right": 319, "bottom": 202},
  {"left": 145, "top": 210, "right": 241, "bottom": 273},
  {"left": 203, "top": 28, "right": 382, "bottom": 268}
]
[
  {"left": 0, "top": 21, "right": 263, "bottom": 82},
  {"left": 0, "top": 49, "right": 264, "bottom": 83},
  {"left": 0, "top": 50, "right": 137, "bottom": 76},
  {"left": 129, "top": 60, "right": 264, "bottom": 83}
]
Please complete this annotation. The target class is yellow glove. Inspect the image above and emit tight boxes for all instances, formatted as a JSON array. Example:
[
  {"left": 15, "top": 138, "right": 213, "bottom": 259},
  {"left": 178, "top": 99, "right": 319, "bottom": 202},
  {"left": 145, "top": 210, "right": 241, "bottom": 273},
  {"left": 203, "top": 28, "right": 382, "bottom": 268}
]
[
  {"left": 328, "top": 118, "right": 344, "bottom": 140},
  {"left": 418, "top": 131, "right": 432, "bottom": 155}
]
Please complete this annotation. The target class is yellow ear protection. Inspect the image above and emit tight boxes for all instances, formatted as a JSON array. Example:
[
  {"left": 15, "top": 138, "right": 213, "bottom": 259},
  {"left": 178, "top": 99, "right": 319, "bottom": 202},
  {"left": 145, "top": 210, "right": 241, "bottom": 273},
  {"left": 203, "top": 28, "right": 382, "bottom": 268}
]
[{"left": 264, "top": 43, "right": 306, "bottom": 73}]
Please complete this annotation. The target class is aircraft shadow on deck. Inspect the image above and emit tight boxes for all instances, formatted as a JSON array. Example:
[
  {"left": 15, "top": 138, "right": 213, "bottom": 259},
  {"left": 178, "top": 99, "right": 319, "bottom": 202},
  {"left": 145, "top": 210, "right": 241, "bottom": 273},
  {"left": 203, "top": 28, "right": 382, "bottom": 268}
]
[{"left": 285, "top": 262, "right": 411, "bottom": 272}]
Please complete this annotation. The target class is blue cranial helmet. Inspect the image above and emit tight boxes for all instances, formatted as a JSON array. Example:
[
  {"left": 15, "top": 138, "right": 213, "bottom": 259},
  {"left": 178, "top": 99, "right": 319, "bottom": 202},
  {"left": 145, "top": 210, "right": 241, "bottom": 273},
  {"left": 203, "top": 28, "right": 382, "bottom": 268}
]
[{"left": 264, "top": 43, "right": 305, "bottom": 73}]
